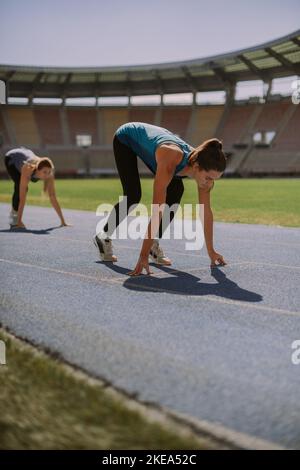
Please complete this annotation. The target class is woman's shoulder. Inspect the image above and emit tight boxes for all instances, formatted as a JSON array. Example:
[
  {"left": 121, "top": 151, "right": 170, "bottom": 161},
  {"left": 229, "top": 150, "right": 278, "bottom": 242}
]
[
  {"left": 156, "top": 142, "right": 183, "bottom": 155},
  {"left": 155, "top": 143, "right": 184, "bottom": 170},
  {"left": 21, "top": 160, "right": 36, "bottom": 174}
]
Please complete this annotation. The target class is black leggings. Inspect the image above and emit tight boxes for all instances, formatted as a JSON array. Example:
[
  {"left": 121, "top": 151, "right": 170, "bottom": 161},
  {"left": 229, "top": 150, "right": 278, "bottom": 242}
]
[
  {"left": 103, "top": 135, "right": 185, "bottom": 238},
  {"left": 4, "top": 156, "right": 21, "bottom": 211}
]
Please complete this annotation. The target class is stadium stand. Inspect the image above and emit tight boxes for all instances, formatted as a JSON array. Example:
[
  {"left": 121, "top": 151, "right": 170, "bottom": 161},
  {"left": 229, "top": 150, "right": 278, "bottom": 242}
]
[
  {"left": 101, "top": 109, "right": 129, "bottom": 145},
  {"left": 240, "top": 149, "right": 300, "bottom": 175},
  {"left": 34, "top": 106, "right": 64, "bottom": 146},
  {"left": 0, "top": 107, "right": 10, "bottom": 146},
  {"left": 128, "top": 107, "right": 156, "bottom": 125},
  {"left": 251, "top": 100, "right": 291, "bottom": 137},
  {"left": 7, "top": 107, "right": 40, "bottom": 147},
  {"left": 218, "top": 104, "right": 257, "bottom": 149},
  {"left": 273, "top": 103, "right": 300, "bottom": 151},
  {"left": 160, "top": 107, "right": 191, "bottom": 140},
  {"left": 189, "top": 105, "right": 224, "bottom": 146},
  {"left": 0, "top": 29, "right": 299, "bottom": 176},
  {"left": 46, "top": 149, "right": 84, "bottom": 176},
  {"left": 67, "top": 108, "right": 98, "bottom": 145},
  {"left": 1, "top": 99, "right": 299, "bottom": 177}
]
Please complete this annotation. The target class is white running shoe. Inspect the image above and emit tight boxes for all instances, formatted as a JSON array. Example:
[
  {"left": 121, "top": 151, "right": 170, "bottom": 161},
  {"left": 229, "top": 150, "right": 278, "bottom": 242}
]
[
  {"left": 149, "top": 239, "right": 172, "bottom": 265},
  {"left": 93, "top": 232, "right": 117, "bottom": 262},
  {"left": 9, "top": 209, "right": 18, "bottom": 228}
]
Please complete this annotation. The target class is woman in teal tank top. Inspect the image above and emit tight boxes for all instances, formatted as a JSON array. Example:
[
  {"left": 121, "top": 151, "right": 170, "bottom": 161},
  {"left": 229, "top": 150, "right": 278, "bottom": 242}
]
[
  {"left": 94, "top": 122, "right": 228, "bottom": 274},
  {"left": 115, "top": 122, "right": 193, "bottom": 175}
]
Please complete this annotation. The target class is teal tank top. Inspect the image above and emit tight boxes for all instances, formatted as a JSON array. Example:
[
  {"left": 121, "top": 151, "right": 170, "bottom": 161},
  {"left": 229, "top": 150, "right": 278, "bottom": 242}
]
[{"left": 115, "top": 122, "right": 193, "bottom": 176}]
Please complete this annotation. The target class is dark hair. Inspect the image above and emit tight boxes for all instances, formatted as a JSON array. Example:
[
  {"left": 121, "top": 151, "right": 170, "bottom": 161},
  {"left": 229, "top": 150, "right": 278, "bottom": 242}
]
[
  {"left": 37, "top": 157, "right": 54, "bottom": 171},
  {"left": 188, "top": 138, "right": 227, "bottom": 172}
]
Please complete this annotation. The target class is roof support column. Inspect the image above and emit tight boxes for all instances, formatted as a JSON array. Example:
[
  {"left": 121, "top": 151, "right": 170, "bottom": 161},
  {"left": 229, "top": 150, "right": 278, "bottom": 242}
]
[
  {"left": 263, "top": 79, "right": 272, "bottom": 101},
  {"left": 225, "top": 83, "right": 236, "bottom": 105},
  {"left": 96, "top": 94, "right": 104, "bottom": 145},
  {"left": 192, "top": 91, "right": 197, "bottom": 106},
  {"left": 214, "top": 83, "right": 236, "bottom": 139},
  {"left": 59, "top": 98, "right": 71, "bottom": 145},
  {"left": 186, "top": 91, "right": 198, "bottom": 145},
  {"left": 154, "top": 93, "right": 163, "bottom": 127}
]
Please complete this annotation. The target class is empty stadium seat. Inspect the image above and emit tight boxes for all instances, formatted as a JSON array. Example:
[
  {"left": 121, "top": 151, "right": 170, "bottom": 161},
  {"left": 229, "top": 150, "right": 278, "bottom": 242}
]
[
  {"left": 34, "top": 107, "right": 64, "bottom": 146},
  {"left": 241, "top": 149, "right": 300, "bottom": 174},
  {"left": 128, "top": 108, "right": 156, "bottom": 125},
  {"left": 7, "top": 107, "right": 40, "bottom": 146},
  {"left": 189, "top": 105, "right": 223, "bottom": 146},
  {"left": 161, "top": 107, "right": 191, "bottom": 140},
  {"left": 67, "top": 108, "right": 98, "bottom": 145},
  {"left": 251, "top": 101, "right": 290, "bottom": 133},
  {"left": 100, "top": 108, "right": 129, "bottom": 144},
  {"left": 219, "top": 104, "right": 257, "bottom": 149},
  {"left": 273, "top": 104, "right": 300, "bottom": 152},
  {"left": 0, "top": 107, "right": 11, "bottom": 147}
]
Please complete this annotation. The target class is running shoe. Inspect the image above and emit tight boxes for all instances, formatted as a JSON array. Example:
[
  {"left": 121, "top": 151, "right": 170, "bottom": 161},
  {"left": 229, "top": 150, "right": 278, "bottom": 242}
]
[
  {"left": 93, "top": 233, "right": 117, "bottom": 262},
  {"left": 149, "top": 239, "right": 172, "bottom": 265}
]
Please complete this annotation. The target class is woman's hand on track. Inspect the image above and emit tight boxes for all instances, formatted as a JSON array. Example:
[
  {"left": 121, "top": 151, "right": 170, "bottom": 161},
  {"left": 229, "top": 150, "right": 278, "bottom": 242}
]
[
  {"left": 128, "top": 255, "right": 153, "bottom": 276},
  {"left": 209, "top": 250, "right": 227, "bottom": 267},
  {"left": 60, "top": 221, "right": 73, "bottom": 227}
]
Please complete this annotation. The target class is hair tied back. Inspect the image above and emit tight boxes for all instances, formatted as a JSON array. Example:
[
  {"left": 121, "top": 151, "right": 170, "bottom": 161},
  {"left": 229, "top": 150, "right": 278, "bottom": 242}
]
[{"left": 210, "top": 139, "right": 222, "bottom": 151}]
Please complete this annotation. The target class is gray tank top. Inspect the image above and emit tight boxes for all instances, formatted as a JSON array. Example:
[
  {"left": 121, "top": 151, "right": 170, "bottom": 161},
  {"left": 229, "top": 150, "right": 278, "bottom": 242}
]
[{"left": 5, "top": 148, "right": 39, "bottom": 182}]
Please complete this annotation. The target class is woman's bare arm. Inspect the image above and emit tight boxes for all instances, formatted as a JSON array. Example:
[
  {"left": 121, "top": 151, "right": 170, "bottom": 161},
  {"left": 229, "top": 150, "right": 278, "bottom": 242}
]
[
  {"left": 198, "top": 182, "right": 227, "bottom": 266},
  {"left": 198, "top": 182, "right": 214, "bottom": 255},
  {"left": 47, "top": 176, "right": 69, "bottom": 225}
]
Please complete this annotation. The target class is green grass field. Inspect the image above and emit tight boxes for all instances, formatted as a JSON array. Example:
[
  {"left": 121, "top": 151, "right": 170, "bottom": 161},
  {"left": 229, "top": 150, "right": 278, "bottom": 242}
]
[
  {"left": 0, "top": 329, "right": 220, "bottom": 450},
  {"left": 1, "top": 177, "right": 299, "bottom": 227}
]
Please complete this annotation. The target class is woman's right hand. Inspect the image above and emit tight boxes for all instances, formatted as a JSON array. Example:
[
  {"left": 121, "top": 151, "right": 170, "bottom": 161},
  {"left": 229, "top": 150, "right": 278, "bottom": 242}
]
[{"left": 128, "top": 254, "right": 153, "bottom": 276}]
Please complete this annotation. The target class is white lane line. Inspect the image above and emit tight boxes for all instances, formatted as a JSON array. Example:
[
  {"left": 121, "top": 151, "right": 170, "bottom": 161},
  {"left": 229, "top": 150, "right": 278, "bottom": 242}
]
[
  {"left": 1, "top": 206, "right": 299, "bottom": 248},
  {"left": 0, "top": 257, "right": 128, "bottom": 283},
  {"left": 0, "top": 256, "right": 248, "bottom": 282},
  {"left": 4, "top": 231, "right": 300, "bottom": 271},
  {"left": 2, "top": 229, "right": 300, "bottom": 271},
  {"left": 46, "top": 234, "right": 209, "bottom": 259},
  {"left": 1, "top": 257, "right": 300, "bottom": 318},
  {"left": 33, "top": 234, "right": 300, "bottom": 270},
  {"left": 241, "top": 260, "right": 300, "bottom": 270}
]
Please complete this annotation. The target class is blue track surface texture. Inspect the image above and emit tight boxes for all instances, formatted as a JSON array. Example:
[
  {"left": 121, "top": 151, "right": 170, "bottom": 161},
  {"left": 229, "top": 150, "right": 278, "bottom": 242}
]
[{"left": 0, "top": 203, "right": 300, "bottom": 448}]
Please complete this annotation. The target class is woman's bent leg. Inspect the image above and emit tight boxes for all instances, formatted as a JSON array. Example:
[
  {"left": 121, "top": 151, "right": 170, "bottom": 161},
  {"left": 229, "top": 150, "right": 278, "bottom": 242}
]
[
  {"left": 158, "top": 176, "right": 184, "bottom": 239},
  {"left": 5, "top": 157, "right": 20, "bottom": 212},
  {"left": 102, "top": 135, "right": 142, "bottom": 238}
]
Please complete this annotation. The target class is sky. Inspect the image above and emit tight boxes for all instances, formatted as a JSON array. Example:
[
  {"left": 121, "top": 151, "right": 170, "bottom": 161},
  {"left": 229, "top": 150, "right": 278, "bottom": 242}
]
[{"left": 0, "top": 0, "right": 300, "bottom": 67}]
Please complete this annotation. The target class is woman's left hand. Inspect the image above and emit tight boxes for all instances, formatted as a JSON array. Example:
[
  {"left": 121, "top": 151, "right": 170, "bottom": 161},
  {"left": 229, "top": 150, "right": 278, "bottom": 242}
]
[
  {"left": 128, "top": 255, "right": 153, "bottom": 276},
  {"left": 209, "top": 250, "right": 227, "bottom": 267},
  {"left": 60, "top": 221, "right": 72, "bottom": 227}
]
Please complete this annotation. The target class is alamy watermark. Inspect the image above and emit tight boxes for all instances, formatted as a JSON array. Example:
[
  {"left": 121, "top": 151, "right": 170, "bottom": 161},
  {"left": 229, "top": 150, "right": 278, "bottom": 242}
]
[
  {"left": 96, "top": 198, "right": 205, "bottom": 251},
  {"left": 0, "top": 340, "right": 6, "bottom": 365},
  {"left": 291, "top": 340, "right": 300, "bottom": 365}
]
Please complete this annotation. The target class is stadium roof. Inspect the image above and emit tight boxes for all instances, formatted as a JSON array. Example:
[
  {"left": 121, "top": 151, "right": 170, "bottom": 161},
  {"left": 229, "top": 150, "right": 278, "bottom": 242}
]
[{"left": 1, "top": 29, "right": 300, "bottom": 99}]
